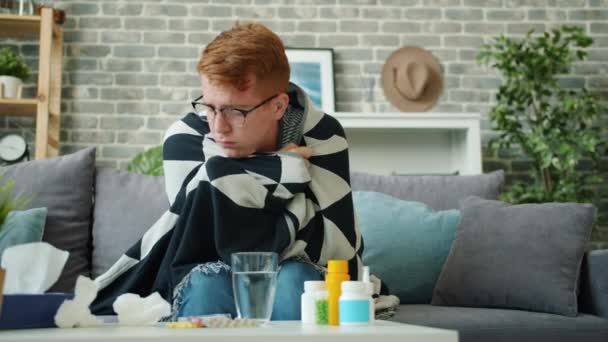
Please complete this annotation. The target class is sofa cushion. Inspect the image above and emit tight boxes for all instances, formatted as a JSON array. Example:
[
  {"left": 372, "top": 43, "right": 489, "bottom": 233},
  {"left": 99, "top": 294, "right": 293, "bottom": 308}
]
[
  {"left": 580, "top": 249, "right": 608, "bottom": 319},
  {"left": 390, "top": 304, "right": 608, "bottom": 342},
  {"left": 432, "top": 196, "right": 596, "bottom": 317},
  {"left": 350, "top": 170, "right": 504, "bottom": 210},
  {"left": 91, "top": 168, "right": 169, "bottom": 278},
  {"left": 353, "top": 191, "right": 460, "bottom": 303},
  {"left": 0, "top": 208, "right": 47, "bottom": 260},
  {"left": 0, "top": 147, "right": 96, "bottom": 293}
]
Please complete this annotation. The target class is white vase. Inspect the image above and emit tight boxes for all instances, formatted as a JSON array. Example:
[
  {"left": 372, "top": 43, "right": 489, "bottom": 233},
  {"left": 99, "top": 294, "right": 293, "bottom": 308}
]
[{"left": 0, "top": 76, "right": 23, "bottom": 98}]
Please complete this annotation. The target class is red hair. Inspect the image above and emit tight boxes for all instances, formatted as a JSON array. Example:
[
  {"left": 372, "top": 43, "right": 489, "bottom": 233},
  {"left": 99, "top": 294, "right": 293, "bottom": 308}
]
[{"left": 197, "top": 22, "right": 290, "bottom": 92}]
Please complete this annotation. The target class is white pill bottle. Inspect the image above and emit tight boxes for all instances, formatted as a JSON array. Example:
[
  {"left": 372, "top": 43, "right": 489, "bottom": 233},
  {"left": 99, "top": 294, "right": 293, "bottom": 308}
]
[
  {"left": 301, "top": 281, "right": 326, "bottom": 324},
  {"left": 339, "top": 281, "right": 370, "bottom": 325}
]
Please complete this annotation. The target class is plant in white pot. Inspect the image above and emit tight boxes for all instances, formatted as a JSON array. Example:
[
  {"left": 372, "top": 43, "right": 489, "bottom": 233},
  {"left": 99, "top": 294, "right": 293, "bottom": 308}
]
[{"left": 0, "top": 48, "right": 31, "bottom": 99}]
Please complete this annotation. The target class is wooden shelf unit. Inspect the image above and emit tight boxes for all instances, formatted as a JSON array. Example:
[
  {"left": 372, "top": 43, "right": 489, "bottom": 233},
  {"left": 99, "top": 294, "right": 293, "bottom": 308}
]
[
  {"left": 0, "top": 8, "right": 63, "bottom": 159},
  {"left": 332, "top": 112, "right": 482, "bottom": 176},
  {"left": 0, "top": 98, "right": 38, "bottom": 116}
]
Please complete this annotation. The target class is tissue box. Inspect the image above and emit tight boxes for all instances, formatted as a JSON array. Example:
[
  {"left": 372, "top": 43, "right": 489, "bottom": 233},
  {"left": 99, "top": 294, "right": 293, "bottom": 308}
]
[{"left": 0, "top": 293, "right": 73, "bottom": 329}]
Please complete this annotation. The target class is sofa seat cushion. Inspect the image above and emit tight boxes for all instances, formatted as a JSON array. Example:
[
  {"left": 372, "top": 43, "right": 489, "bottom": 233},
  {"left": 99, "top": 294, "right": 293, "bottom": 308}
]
[
  {"left": 351, "top": 170, "right": 504, "bottom": 211},
  {"left": 389, "top": 304, "right": 608, "bottom": 342},
  {"left": 92, "top": 168, "right": 169, "bottom": 278}
]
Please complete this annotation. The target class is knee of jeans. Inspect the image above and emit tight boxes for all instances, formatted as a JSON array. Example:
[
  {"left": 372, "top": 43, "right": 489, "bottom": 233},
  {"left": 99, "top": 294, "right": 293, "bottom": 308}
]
[
  {"left": 272, "top": 261, "right": 322, "bottom": 320},
  {"left": 276, "top": 261, "right": 323, "bottom": 299},
  {"left": 278, "top": 260, "right": 323, "bottom": 286},
  {"left": 174, "top": 265, "right": 235, "bottom": 318}
]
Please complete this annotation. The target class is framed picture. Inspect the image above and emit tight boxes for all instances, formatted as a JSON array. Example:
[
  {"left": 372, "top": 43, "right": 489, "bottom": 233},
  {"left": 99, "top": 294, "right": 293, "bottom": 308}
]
[{"left": 285, "top": 48, "right": 335, "bottom": 113}]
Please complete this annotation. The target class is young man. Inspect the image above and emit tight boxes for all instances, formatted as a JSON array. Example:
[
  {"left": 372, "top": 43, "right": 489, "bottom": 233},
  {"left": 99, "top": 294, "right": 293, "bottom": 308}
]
[{"left": 92, "top": 22, "right": 361, "bottom": 320}]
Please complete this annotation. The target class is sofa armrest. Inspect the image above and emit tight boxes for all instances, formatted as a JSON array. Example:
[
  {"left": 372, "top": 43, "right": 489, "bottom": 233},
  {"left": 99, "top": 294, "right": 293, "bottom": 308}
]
[{"left": 580, "top": 249, "right": 608, "bottom": 318}]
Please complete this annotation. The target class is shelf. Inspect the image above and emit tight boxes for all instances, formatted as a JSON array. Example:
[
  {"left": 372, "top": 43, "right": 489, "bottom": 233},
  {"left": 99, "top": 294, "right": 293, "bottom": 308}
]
[
  {"left": 0, "top": 13, "right": 61, "bottom": 39},
  {"left": 0, "top": 7, "right": 62, "bottom": 159},
  {"left": 0, "top": 13, "right": 40, "bottom": 38},
  {"left": 0, "top": 98, "right": 38, "bottom": 116},
  {"left": 332, "top": 112, "right": 481, "bottom": 130},
  {"left": 329, "top": 112, "right": 482, "bottom": 175}
]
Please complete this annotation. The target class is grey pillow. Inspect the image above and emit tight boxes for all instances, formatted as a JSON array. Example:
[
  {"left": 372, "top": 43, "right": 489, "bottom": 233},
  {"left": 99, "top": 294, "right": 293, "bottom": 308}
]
[
  {"left": 350, "top": 170, "right": 504, "bottom": 211},
  {"left": 91, "top": 168, "right": 169, "bottom": 278},
  {"left": 1, "top": 147, "right": 96, "bottom": 292},
  {"left": 431, "top": 196, "right": 596, "bottom": 316}
]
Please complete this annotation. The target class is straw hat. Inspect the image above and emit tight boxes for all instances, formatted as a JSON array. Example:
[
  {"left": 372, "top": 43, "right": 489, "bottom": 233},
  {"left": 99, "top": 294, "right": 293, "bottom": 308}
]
[{"left": 381, "top": 46, "right": 443, "bottom": 112}]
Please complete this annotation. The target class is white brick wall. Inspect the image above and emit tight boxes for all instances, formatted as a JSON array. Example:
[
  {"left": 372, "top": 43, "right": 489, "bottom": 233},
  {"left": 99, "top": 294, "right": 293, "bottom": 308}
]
[{"left": 2, "top": 0, "right": 607, "bottom": 172}]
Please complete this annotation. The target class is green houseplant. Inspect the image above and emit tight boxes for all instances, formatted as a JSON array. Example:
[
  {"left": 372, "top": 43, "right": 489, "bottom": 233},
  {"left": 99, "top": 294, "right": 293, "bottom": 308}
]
[
  {"left": 127, "top": 145, "right": 164, "bottom": 176},
  {"left": 477, "top": 25, "right": 604, "bottom": 204},
  {"left": 0, "top": 47, "right": 31, "bottom": 98},
  {"left": 0, "top": 175, "right": 31, "bottom": 230}
]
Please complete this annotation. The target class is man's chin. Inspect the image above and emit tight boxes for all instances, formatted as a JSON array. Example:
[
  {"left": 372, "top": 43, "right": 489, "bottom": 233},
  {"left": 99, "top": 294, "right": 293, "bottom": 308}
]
[{"left": 222, "top": 148, "right": 250, "bottom": 158}]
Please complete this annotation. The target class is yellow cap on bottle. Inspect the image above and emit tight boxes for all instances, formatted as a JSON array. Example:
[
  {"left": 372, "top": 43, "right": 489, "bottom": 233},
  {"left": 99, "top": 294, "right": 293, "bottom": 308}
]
[{"left": 327, "top": 260, "right": 348, "bottom": 274}]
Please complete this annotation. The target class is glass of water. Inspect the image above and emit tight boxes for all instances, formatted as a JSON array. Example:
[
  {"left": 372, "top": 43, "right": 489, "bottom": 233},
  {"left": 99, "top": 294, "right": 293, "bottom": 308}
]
[{"left": 231, "top": 252, "right": 278, "bottom": 324}]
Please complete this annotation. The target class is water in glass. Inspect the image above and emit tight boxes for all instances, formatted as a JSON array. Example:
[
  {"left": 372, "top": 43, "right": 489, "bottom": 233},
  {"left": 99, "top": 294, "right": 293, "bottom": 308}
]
[
  {"left": 232, "top": 271, "right": 277, "bottom": 323},
  {"left": 231, "top": 252, "right": 278, "bottom": 324}
]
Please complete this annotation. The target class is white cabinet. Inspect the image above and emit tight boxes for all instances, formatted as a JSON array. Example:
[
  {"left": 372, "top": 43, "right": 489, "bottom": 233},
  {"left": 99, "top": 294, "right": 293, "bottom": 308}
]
[{"left": 332, "top": 113, "right": 482, "bottom": 176}]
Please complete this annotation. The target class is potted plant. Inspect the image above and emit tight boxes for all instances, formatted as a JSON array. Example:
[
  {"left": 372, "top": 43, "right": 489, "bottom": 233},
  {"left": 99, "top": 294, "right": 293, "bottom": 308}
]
[
  {"left": 0, "top": 47, "right": 31, "bottom": 98},
  {"left": 477, "top": 25, "right": 605, "bottom": 204}
]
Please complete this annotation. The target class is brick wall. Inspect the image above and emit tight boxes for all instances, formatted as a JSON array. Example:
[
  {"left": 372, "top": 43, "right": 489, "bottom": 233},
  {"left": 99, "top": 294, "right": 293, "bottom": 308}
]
[{"left": 2, "top": 0, "right": 607, "bottom": 246}]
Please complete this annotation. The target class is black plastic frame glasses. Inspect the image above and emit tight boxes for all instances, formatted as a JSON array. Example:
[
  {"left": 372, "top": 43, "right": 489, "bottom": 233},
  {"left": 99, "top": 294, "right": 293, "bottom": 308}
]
[{"left": 191, "top": 93, "right": 279, "bottom": 127}]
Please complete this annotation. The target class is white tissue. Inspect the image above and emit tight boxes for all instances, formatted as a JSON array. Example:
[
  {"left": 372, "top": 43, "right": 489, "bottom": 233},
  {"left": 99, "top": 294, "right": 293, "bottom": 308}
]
[
  {"left": 113, "top": 292, "right": 170, "bottom": 325},
  {"left": 1, "top": 242, "right": 69, "bottom": 294},
  {"left": 54, "top": 276, "right": 103, "bottom": 328}
]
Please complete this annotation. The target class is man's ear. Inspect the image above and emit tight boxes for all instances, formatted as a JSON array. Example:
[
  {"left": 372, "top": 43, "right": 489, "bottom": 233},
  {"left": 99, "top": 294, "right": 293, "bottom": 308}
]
[{"left": 272, "top": 93, "right": 290, "bottom": 120}]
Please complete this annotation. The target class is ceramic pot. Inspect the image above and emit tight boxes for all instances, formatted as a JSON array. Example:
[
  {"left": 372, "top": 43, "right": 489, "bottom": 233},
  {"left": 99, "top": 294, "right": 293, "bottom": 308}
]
[{"left": 0, "top": 76, "right": 23, "bottom": 98}]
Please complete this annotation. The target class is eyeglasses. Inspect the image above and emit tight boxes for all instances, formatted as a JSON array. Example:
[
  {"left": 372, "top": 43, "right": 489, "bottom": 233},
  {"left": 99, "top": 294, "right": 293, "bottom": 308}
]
[{"left": 191, "top": 93, "right": 279, "bottom": 128}]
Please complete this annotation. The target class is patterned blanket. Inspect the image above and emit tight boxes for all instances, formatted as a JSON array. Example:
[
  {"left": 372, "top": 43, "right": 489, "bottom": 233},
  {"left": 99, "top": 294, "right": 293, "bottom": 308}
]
[{"left": 91, "top": 88, "right": 363, "bottom": 315}]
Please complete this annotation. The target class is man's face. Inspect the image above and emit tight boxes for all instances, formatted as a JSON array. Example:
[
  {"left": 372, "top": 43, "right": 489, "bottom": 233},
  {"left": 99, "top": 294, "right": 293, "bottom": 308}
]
[{"left": 200, "top": 75, "right": 285, "bottom": 158}]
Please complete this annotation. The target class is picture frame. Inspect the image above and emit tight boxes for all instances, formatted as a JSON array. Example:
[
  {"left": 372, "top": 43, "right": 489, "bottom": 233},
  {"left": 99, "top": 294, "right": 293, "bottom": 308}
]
[{"left": 285, "top": 48, "right": 336, "bottom": 113}]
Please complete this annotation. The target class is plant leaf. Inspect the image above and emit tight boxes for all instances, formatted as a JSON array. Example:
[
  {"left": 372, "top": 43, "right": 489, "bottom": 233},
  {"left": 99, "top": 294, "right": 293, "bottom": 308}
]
[{"left": 127, "top": 145, "right": 164, "bottom": 176}]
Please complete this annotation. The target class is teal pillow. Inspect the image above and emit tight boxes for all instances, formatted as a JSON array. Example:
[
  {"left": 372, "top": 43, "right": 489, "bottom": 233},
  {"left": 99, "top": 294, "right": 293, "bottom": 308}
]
[
  {"left": 353, "top": 191, "right": 460, "bottom": 303},
  {"left": 0, "top": 208, "right": 47, "bottom": 259}
]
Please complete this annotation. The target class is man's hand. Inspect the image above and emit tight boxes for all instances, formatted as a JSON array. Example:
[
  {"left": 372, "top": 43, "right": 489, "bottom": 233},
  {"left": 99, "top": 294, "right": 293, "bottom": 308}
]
[{"left": 280, "top": 143, "right": 313, "bottom": 159}]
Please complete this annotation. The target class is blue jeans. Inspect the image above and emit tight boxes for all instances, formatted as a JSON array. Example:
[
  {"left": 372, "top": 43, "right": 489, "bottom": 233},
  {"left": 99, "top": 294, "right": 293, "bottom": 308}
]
[{"left": 173, "top": 260, "right": 323, "bottom": 320}]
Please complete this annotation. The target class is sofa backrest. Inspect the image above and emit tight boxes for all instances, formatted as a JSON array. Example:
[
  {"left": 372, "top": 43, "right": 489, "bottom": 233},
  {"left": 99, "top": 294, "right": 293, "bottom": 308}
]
[
  {"left": 91, "top": 167, "right": 169, "bottom": 279},
  {"left": 351, "top": 170, "right": 504, "bottom": 211},
  {"left": 91, "top": 169, "right": 505, "bottom": 277}
]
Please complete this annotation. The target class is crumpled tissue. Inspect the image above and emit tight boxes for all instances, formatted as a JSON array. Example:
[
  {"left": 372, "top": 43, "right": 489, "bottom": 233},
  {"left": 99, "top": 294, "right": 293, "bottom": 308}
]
[
  {"left": 113, "top": 292, "right": 171, "bottom": 325},
  {"left": 1, "top": 242, "right": 69, "bottom": 294},
  {"left": 1, "top": 242, "right": 170, "bottom": 328},
  {"left": 54, "top": 275, "right": 103, "bottom": 328}
]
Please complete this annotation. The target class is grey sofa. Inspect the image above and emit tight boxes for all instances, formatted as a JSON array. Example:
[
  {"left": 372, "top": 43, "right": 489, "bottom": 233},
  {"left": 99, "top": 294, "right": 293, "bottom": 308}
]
[
  {"left": 351, "top": 172, "right": 608, "bottom": 342},
  {"left": 4, "top": 147, "right": 608, "bottom": 342}
]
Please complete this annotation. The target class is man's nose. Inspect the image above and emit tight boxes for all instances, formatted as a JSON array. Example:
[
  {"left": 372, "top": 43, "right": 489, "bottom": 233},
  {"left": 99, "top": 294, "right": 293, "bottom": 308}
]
[{"left": 213, "top": 112, "right": 231, "bottom": 134}]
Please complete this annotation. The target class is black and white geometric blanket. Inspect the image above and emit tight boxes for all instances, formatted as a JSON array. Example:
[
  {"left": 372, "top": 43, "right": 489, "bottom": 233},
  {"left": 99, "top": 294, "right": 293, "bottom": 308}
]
[{"left": 91, "top": 87, "right": 364, "bottom": 315}]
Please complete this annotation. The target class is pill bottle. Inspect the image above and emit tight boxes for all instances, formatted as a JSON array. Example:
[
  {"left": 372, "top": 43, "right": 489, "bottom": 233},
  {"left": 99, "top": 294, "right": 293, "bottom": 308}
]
[
  {"left": 339, "top": 281, "right": 370, "bottom": 325},
  {"left": 326, "top": 260, "right": 350, "bottom": 326},
  {"left": 301, "top": 281, "right": 326, "bottom": 324}
]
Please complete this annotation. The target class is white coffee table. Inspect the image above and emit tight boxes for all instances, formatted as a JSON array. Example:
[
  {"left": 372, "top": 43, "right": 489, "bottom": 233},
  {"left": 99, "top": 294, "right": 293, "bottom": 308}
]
[{"left": 0, "top": 320, "right": 458, "bottom": 342}]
